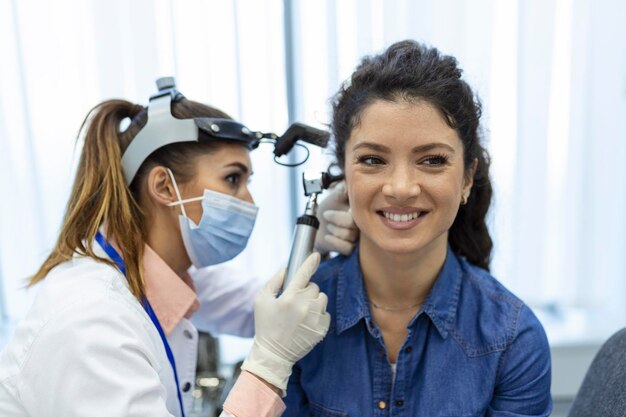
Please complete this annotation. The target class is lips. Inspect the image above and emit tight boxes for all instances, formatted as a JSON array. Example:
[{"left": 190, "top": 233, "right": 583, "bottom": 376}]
[
  {"left": 376, "top": 207, "right": 428, "bottom": 229},
  {"left": 381, "top": 211, "right": 421, "bottom": 222}
]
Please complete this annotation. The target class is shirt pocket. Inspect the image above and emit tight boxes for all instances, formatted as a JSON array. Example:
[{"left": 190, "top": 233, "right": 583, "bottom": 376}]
[{"left": 309, "top": 400, "right": 348, "bottom": 417}]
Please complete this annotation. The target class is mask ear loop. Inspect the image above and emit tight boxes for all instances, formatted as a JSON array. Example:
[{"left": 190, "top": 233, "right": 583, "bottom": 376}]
[{"left": 166, "top": 168, "right": 188, "bottom": 218}]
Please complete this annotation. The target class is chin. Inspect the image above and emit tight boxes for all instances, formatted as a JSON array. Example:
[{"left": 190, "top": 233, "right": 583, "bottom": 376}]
[
  {"left": 389, "top": 244, "right": 428, "bottom": 256},
  {"left": 360, "top": 227, "right": 449, "bottom": 259},
  {"left": 368, "top": 236, "right": 429, "bottom": 256}
]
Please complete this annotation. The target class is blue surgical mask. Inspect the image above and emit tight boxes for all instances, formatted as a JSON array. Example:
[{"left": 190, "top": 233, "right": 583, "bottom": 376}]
[{"left": 166, "top": 169, "right": 258, "bottom": 268}]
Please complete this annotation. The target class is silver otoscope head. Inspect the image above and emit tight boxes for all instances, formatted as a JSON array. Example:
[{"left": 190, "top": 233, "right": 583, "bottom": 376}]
[
  {"left": 301, "top": 171, "right": 325, "bottom": 218},
  {"left": 301, "top": 170, "right": 344, "bottom": 214},
  {"left": 282, "top": 169, "right": 345, "bottom": 290},
  {"left": 302, "top": 171, "right": 326, "bottom": 196},
  {"left": 302, "top": 171, "right": 345, "bottom": 196}
]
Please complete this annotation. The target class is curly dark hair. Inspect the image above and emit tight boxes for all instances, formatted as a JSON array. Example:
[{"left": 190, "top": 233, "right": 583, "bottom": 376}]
[{"left": 331, "top": 40, "right": 493, "bottom": 270}]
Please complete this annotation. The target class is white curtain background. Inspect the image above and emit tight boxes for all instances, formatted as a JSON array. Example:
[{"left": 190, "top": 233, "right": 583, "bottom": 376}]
[
  {"left": 0, "top": 0, "right": 294, "bottom": 345},
  {"left": 1, "top": 0, "right": 625, "bottom": 350}
]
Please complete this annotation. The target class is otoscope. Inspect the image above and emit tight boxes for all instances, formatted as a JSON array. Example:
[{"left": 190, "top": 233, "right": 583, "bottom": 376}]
[
  {"left": 269, "top": 123, "right": 344, "bottom": 290},
  {"left": 282, "top": 170, "right": 344, "bottom": 289},
  {"left": 226, "top": 112, "right": 338, "bottom": 291}
]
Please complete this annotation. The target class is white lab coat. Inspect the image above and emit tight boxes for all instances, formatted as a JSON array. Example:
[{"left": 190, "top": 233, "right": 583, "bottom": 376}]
[{"left": 0, "top": 243, "right": 263, "bottom": 417}]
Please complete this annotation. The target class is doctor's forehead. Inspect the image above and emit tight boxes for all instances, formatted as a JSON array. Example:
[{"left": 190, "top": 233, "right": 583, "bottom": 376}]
[{"left": 196, "top": 144, "right": 252, "bottom": 170}]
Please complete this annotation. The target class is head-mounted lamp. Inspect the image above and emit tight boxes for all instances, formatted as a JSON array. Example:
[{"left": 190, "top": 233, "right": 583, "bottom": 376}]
[
  {"left": 122, "top": 77, "right": 331, "bottom": 184},
  {"left": 121, "top": 77, "right": 262, "bottom": 184}
]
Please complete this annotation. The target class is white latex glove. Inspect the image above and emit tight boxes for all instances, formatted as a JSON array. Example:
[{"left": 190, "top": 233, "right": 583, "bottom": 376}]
[
  {"left": 314, "top": 181, "right": 359, "bottom": 256},
  {"left": 240, "top": 253, "right": 330, "bottom": 396}
]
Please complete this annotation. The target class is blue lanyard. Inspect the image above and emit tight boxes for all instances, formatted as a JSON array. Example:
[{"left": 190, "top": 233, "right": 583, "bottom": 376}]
[{"left": 95, "top": 231, "right": 186, "bottom": 417}]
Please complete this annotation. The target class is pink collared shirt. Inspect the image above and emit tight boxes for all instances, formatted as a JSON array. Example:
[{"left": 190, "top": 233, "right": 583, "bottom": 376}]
[
  {"left": 141, "top": 244, "right": 200, "bottom": 336},
  {"left": 140, "top": 244, "right": 284, "bottom": 417}
]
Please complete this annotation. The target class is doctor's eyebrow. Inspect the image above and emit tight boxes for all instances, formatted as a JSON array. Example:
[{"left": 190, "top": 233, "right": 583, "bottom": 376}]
[
  {"left": 224, "top": 162, "right": 252, "bottom": 175},
  {"left": 351, "top": 141, "right": 455, "bottom": 154}
]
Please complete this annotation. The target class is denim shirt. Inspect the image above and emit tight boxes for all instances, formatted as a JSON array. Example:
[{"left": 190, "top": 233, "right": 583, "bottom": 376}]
[{"left": 284, "top": 246, "right": 552, "bottom": 417}]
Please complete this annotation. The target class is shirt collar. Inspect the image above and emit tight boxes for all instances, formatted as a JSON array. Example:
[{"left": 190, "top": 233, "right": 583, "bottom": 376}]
[
  {"left": 336, "top": 247, "right": 371, "bottom": 335},
  {"left": 335, "top": 244, "right": 463, "bottom": 339},
  {"left": 416, "top": 246, "right": 463, "bottom": 339},
  {"left": 141, "top": 244, "right": 200, "bottom": 336}
]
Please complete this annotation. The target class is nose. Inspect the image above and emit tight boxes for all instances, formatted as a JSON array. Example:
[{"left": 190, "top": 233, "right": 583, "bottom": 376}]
[
  {"left": 242, "top": 186, "right": 254, "bottom": 205},
  {"left": 382, "top": 165, "right": 421, "bottom": 202}
]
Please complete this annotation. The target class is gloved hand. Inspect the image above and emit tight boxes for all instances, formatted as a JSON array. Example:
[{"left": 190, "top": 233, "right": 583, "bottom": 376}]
[
  {"left": 240, "top": 253, "right": 330, "bottom": 396},
  {"left": 314, "top": 181, "right": 358, "bottom": 256}
]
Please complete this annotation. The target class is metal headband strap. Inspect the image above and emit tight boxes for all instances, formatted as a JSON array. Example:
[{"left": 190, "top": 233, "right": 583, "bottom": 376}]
[{"left": 121, "top": 93, "right": 198, "bottom": 184}]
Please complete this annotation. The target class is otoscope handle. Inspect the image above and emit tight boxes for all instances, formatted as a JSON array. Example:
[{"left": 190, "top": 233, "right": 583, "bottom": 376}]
[{"left": 283, "top": 215, "right": 320, "bottom": 289}]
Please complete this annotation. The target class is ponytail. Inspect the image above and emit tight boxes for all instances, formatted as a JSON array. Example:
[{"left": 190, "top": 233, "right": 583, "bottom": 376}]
[{"left": 30, "top": 100, "right": 148, "bottom": 299}]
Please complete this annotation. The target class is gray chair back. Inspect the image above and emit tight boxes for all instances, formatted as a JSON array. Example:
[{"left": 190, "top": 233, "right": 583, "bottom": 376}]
[{"left": 568, "top": 327, "right": 626, "bottom": 417}]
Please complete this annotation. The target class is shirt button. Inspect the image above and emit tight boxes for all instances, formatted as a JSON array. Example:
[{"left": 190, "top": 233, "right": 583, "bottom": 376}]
[
  {"left": 183, "top": 329, "right": 193, "bottom": 339},
  {"left": 182, "top": 382, "right": 192, "bottom": 392},
  {"left": 405, "top": 346, "right": 412, "bottom": 353},
  {"left": 378, "top": 400, "right": 387, "bottom": 409},
  {"left": 395, "top": 399, "right": 404, "bottom": 407}
]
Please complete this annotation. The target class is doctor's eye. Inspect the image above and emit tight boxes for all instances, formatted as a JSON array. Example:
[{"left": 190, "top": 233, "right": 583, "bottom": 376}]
[
  {"left": 357, "top": 155, "right": 386, "bottom": 166},
  {"left": 225, "top": 173, "right": 241, "bottom": 185}
]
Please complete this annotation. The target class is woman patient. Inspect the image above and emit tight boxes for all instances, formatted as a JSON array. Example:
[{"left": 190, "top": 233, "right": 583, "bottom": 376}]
[{"left": 283, "top": 40, "right": 552, "bottom": 416}]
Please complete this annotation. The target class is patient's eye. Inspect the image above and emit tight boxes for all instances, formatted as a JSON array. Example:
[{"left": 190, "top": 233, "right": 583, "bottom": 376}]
[
  {"left": 420, "top": 154, "right": 449, "bottom": 167},
  {"left": 357, "top": 155, "right": 385, "bottom": 166}
]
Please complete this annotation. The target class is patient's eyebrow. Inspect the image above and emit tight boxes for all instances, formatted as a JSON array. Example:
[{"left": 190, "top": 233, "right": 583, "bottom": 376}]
[
  {"left": 412, "top": 143, "right": 455, "bottom": 154},
  {"left": 351, "top": 142, "right": 390, "bottom": 153},
  {"left": 352, "top": 141, "right": 455, "bottom": 154}
]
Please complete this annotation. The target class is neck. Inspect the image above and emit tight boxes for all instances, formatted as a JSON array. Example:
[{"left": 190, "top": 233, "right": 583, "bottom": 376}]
[
  {"left": 145, "top": 216, "right": 191, "bottom": 277},
  {"left": 359, "top": 235, "right": 448, "bottom": 308}
]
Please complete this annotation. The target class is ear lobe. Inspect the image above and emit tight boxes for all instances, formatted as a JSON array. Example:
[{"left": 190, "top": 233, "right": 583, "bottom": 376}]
[{"left": 147, "top": 166, "right": 177, "bottom": 206}]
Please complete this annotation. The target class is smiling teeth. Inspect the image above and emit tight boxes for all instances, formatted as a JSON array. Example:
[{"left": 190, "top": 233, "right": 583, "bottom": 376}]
[{"left": 383, "top": 211, "right": 420, "bottom": 222}]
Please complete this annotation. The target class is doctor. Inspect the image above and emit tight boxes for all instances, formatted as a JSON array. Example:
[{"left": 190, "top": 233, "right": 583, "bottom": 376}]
[{"left": 0, "top": 79, "right": 356, "bottom": 417}]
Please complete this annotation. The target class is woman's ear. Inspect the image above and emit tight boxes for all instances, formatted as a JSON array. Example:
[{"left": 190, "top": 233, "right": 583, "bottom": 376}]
[
  {"left": 462, "top": 158, "right": 478, "bottom": 199},
  {"left": 146, "top": 166, "right": 177, "bottom": 207}
]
